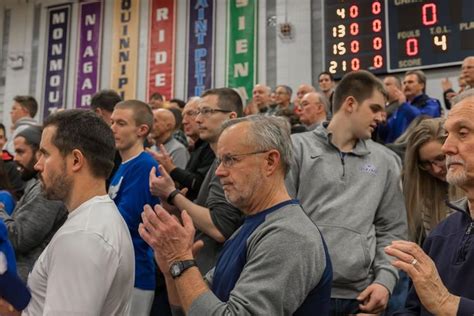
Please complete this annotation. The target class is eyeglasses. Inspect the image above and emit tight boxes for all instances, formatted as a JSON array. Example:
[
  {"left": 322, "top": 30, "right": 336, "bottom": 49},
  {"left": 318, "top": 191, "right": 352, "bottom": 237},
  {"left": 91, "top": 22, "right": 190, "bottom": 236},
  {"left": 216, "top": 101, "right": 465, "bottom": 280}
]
[
  {"left": 196, "top": 107, "right": 232, "bottom": 117},
  {"left": 183, "top": 110, "right": 199, "bottom": 117},
  {"left": 418, "top": 154, "right": 446, "bottom": 171},
  {"left": 217, "top": 150, "right": 269, "bottom": 168}
]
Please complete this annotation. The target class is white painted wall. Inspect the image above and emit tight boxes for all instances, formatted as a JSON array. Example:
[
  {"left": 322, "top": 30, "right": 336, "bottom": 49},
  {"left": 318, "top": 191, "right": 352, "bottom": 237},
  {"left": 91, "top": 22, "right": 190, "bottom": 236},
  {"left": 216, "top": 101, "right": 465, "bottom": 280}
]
[{"left": 0, "top": 0, "right": 467, "bottom": 133}]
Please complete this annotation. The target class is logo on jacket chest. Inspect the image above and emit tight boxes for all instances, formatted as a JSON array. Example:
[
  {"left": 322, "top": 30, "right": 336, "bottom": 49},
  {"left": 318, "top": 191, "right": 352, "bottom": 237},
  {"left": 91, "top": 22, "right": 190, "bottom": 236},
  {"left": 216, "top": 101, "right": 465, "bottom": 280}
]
[{"left": 360, "top": 163, "right": 377, "bottom": 176}]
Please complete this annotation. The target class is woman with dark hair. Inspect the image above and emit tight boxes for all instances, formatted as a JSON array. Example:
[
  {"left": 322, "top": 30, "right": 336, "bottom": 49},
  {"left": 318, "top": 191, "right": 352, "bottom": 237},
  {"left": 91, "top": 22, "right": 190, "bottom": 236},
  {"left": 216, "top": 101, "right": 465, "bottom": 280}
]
[
  {"left": 403, "top": 117, "right": 463, "bottom": 244},
  {"left": 0, "top": 158, "right": 15, "bottom": 215}
]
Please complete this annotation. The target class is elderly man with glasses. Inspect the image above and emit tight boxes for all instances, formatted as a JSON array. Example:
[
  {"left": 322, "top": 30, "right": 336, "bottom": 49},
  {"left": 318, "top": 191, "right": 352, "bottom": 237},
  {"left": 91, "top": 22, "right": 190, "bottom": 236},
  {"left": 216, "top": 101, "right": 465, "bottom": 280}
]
[{"left": 140, "top": 115, "right": 332, "bottom": 315}]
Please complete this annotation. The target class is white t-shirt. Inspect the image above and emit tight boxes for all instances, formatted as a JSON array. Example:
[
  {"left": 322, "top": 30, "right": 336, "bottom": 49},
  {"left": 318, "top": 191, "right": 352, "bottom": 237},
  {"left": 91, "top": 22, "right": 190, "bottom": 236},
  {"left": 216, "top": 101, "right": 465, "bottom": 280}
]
[{"left": 23, "top": 195, "right": 135, "bottom": 315}]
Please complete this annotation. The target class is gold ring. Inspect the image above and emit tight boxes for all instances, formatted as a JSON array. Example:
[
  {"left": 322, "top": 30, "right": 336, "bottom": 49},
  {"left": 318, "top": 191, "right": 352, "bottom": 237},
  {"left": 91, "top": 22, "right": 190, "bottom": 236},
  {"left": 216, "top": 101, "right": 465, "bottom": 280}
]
[{"left": 411, "top": 258, "right": 418, "bottom": 266}]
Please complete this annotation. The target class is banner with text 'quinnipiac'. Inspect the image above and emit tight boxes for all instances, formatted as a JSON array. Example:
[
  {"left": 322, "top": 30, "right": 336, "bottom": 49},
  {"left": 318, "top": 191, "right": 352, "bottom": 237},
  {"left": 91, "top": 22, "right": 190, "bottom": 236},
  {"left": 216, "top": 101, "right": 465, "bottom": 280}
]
[
  {"left": 110, "top": 0, "right": 139, "bottom": 100},
  {"left": 226, "top": 0, "right": 257, "bottom": 102}
]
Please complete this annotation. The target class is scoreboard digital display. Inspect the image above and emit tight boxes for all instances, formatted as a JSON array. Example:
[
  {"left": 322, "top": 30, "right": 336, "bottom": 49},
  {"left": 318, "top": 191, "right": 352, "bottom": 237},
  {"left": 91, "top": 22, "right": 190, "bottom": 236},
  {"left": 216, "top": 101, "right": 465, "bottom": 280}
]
[
  {"left": 323, "top": 0, "right": 474, "bottom": 78},
  {"left": 324, "top": 0, "right": 387, "bottom": 77}
]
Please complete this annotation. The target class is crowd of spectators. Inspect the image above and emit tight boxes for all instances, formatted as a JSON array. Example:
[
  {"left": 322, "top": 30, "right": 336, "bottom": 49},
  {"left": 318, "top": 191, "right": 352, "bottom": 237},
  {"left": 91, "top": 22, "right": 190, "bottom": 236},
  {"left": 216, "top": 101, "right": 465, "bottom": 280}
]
[{"left": 0, "top": 56, "right": 473, "bottom": 315}]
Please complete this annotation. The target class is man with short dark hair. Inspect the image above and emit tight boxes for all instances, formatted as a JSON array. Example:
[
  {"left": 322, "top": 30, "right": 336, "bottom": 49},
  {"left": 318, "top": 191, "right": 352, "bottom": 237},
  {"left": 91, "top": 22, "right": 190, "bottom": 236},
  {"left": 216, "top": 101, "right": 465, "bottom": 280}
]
[
  {"left": 150, "top": 92, "right": 165, "bottom": 110},
  {"left": 140, "top": 115, "right": 333, "bottom": 315},
  {"left": 379, "top": 70, "right": 441, "bottom": 143},
  {"left": 287, "top": 70, "right": 407, "bottom": 315},
  {"left": 109, "top": 100, "right": 160, "bottom": 314},
  {"left": 0, "top": 126, "right": 67, "bottom": 281},
  {"left": 90, "top": 89, "right": 122, "bottom": 126},
  {"left": 149, "top": 88, "right": 243, "bottom": 275},
  {"left": 318, "top": 72, "right": 336, "bottom": 114},
  {"left": 20, "top": 110, "right": 135, "bottom": 314},
  {"left": 5, "top": 96, "right": 38, "bottom": 155}
]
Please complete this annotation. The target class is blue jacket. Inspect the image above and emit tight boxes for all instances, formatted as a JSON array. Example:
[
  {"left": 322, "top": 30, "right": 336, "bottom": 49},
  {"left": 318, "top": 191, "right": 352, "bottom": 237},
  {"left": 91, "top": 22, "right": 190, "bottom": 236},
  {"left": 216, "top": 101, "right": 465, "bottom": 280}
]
[
  {"left": 379, "top": 94, "right": 441, "bottom": 144},
  {"left": 395, "top": 198, "right": 474, "bottom": 315}
]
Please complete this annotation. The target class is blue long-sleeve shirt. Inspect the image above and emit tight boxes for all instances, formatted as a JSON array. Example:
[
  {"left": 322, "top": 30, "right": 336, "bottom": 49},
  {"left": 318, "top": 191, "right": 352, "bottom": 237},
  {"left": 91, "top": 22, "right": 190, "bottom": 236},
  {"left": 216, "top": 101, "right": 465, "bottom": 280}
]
[{"left": 379, "top": 94, "right": 441, "bottom": 144}]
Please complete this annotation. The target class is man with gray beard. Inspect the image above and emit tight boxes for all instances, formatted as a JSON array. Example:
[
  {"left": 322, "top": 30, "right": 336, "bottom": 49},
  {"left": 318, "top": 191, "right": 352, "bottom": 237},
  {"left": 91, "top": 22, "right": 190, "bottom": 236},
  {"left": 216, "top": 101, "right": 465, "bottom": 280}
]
[{"left": 386, "top": 90, "right": 474, "bottom": 315}]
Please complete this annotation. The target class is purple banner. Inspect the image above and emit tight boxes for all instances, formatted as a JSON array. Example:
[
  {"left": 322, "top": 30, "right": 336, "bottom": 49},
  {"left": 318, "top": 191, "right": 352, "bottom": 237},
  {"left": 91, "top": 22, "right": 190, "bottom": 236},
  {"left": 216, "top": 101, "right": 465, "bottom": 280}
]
[
  {"left": 43, "top": 4, "right": 71, "bottom": 118},
  {"left": 186, "top": 0, "right": 214, "bottom": 98},
  {"left": 75, "top": 1, "right": 103, "bottom": 109}
]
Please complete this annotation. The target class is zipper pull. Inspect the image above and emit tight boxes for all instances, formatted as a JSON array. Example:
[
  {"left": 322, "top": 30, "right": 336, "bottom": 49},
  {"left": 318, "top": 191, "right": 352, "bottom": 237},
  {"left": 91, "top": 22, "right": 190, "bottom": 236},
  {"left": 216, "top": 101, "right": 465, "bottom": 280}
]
[{"left": 466, "top": 222, "right": 474, "bottom": 235}]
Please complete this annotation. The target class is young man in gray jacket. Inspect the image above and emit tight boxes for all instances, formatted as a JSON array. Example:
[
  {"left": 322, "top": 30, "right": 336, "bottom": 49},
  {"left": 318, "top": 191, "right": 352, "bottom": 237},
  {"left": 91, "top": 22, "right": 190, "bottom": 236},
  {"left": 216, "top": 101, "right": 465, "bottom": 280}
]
[{"left": 286, "top": 70, "right": 408, "bottom": 315}]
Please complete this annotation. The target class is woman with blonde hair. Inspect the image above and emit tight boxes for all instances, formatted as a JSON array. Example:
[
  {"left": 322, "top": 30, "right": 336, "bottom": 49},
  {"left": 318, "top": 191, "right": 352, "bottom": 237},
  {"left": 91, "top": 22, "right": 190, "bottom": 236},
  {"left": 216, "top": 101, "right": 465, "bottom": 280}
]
[{"left": 403, "top": 117, "right": 462, "bottom": 244}]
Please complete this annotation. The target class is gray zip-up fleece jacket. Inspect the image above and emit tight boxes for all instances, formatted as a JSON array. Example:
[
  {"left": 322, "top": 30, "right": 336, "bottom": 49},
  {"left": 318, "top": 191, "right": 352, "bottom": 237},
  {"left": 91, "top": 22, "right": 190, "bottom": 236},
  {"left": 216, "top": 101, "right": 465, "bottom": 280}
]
[
  {"left": 0, "top": 178, "right": 67, "bottom": 281},
  {"left": 286, "top": 124, "right": 408, "bottom": 299}
]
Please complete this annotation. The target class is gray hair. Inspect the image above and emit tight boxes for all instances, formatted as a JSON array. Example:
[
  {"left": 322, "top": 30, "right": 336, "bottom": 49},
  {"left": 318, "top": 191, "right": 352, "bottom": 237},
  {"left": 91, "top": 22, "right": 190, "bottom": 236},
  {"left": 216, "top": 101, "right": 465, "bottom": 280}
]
[
  {"left": 221, "top": 115, "right": 293, "bottom": 175},
  {"left": 315, "top": 92, "right": 331, "bottom": 115},
  {"left": 452, "top": 89, "right": 474, "bottom": 105}
]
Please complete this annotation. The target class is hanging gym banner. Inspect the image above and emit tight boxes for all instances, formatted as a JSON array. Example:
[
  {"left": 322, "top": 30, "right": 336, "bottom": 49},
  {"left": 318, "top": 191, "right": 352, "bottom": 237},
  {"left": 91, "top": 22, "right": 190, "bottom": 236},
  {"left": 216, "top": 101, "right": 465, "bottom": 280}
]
[
  {"left": 147, "top": 0, "right": 176, "bottom": 101},
  {"left": 74, "top": 0, "right": 103, "bottom": 109},
  {"left": 226, "top": 0, "right": 257, "bottom": 102},
  {"left": 186, "top": 0, "right": 215, "bottom": 99},
  {"left": 110, "top": 0, "right": 140, "bottom": 100},
  {"left": 42, "top": 3, "right": 71, "bottom": 119}
]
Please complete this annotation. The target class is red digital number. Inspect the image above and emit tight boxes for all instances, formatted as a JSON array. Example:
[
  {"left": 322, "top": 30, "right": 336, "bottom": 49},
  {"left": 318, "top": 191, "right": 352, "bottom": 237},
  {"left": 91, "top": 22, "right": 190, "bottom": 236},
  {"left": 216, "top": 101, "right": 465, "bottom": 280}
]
[
  {"left": 351, "top": 40, "right": 360, "bottom": 53},
  {"left": 422, "top": 3, "right": 437, "bottom": 26},
  {"left": 350, "top": 5, "right": 359, "bottom": 18},
  {"left": 373, "top": 37, "right": 382, "bottom": 50},
  {"left": 350, "top": 23, "right": 359, "bottom": 35},
  {"left": 373, "top": 55, "right": 383, "bottom": 68},
  {"left": 372, "top": 1, "right": 381, "bottom": 15},
  {"left": 351, "top": 58, "right": 360, "bottom": 70},
  {"left": 372, "top": 19, "right": 382, "bottom": 32},
  {"left": 406, "top": 38, "right": 419, "bottom": 56}
]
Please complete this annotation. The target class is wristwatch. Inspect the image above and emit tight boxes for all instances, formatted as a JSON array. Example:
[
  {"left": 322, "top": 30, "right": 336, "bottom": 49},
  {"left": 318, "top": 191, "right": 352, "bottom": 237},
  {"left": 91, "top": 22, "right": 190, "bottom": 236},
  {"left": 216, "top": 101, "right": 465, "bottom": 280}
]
[{"left": 169, "top": 260, "right": 197, "bottom": 278}]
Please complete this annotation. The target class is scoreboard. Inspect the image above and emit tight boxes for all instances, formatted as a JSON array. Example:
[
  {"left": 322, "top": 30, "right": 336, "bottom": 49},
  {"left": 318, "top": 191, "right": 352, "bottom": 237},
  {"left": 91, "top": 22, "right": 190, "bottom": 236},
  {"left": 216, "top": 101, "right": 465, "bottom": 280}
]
[{"left": 323, "top": 0, "right": 474, "bottom": 78}]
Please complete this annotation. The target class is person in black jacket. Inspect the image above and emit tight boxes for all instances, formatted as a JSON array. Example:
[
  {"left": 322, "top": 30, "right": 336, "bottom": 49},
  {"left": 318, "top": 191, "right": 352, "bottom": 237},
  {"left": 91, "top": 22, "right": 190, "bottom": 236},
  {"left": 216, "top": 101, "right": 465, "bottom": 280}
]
[{"left": 148, "top": 97, "right": 214, "bottom": 201}]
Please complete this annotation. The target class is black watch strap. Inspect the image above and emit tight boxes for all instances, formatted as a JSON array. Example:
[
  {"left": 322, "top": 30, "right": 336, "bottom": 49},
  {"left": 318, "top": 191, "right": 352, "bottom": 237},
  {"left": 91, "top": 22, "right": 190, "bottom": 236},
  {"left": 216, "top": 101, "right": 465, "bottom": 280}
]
[
  {"left": 166, "top": 189, "right": 181, "bottom": 205},
  {"left": 170, "top": 260, "right": 197, "bottom": 278}
]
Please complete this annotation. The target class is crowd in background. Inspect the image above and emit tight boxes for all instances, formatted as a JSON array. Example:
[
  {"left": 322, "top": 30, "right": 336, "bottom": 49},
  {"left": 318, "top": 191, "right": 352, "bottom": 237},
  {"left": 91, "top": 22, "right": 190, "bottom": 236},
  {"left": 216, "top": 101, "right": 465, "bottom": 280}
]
[{"left": 0, "top": 56, "right": 473, "bottom": 315}]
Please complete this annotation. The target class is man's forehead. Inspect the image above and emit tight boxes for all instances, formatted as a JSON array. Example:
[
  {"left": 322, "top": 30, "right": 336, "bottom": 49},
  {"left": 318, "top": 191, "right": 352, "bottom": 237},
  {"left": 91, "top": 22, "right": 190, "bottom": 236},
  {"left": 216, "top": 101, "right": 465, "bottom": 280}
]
[
  {"left": 200, "top": 94, "right": 218, "bottom": 107},
  {"left": 447, "top": 98, "right": 474, "bottom": 124}
]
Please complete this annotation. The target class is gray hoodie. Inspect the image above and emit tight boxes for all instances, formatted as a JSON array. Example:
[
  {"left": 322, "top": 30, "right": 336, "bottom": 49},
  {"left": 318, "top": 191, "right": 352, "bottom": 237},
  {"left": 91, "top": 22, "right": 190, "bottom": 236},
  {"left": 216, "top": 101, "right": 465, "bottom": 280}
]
[
  {"left": 0, "top": 178, "right": 67, "bottom": 281},
  {"left": 286, "top": 124, "right": 407, "bottom": 299}
]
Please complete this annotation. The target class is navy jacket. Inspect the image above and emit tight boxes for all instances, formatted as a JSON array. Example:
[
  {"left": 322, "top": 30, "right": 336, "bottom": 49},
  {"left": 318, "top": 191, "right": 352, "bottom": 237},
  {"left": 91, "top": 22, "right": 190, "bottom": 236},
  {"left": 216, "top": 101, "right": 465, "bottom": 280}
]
[{"left": 395, "top": 198, "right": 474, "bottom": 315}]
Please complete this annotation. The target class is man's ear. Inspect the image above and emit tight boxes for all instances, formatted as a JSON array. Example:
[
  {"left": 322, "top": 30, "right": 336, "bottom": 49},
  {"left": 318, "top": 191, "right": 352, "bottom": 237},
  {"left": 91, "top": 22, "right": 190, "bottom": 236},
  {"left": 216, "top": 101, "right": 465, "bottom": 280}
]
[
  {"left": 229, "top": 112, "right": 238, "bottom": 119},
  {"left": 343, "top": 96, "right": 357, "bottom": 113},
  {"left": 137, "top": 124, "right": 150, "bottom": 138},
  {"left": 264, "top": 150, "right": 281, "bottom": 176},
  {"left": 71, "top": 149, "right": 85, "bottom": 172}
]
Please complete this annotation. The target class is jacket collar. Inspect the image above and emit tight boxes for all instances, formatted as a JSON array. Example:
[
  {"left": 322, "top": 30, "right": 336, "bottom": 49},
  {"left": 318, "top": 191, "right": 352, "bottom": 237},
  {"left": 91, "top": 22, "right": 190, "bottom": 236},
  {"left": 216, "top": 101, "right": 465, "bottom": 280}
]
[
  {"left": 446, "top": 197, "right": 471, "bottom": 219},
  {"left": 314, "top": 122, "right": 371, "bottom": 156}
]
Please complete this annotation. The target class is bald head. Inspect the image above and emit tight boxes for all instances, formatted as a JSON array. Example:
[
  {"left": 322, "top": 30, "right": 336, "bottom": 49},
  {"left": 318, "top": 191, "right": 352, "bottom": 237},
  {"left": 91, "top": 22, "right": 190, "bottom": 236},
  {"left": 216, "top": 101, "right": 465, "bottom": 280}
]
[
  {"left": 151, "top": 108, "right": 176, "bottom": 143},
  {"left": 299, "top": 92, "right": 328, "bottom": 126},
  {"left": 462, "top": 56, "right": 474, "bottom": 88}
]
